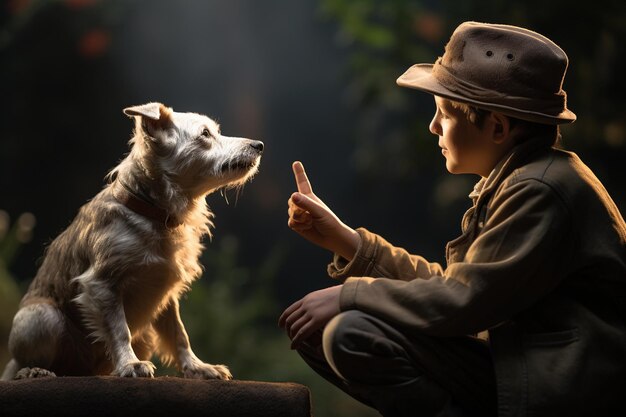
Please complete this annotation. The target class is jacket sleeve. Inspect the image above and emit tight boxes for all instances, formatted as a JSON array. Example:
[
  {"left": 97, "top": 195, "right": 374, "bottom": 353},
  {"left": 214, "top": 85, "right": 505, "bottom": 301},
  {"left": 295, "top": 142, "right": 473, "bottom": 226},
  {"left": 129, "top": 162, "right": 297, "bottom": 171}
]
[
  {"left": 327, "top": 228, "right": 445, "bottom": 281},
  {"left": 338, "top": 179, "right": 572, "bottom": 337}
]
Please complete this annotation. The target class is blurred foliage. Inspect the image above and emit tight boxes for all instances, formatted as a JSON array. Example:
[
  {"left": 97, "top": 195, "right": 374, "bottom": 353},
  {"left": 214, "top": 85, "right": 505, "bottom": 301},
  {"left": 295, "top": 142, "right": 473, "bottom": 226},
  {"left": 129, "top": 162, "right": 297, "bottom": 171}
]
[
  {"left": 318, "top": 0, "right": 442, "bottom": 181},
  {"left": 0, "top": 210, "right": 36, "bottom": 370}
]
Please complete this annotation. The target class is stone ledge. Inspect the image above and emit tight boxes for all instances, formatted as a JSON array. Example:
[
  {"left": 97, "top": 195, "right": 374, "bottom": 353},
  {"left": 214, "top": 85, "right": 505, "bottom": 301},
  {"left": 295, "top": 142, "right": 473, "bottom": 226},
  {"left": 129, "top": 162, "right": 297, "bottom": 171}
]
[{"left": 0, "top": 376, "right": 312, "bottom": 417}]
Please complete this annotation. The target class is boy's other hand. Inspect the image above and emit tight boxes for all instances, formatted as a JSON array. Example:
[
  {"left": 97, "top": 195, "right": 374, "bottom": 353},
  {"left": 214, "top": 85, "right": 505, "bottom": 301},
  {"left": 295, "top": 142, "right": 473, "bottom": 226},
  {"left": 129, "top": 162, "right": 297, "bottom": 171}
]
[
  {"left": 287, "top": 161, "right": 360, "bottom": 261},
  {"left": 278, "top": 285, "right": 342, "bottom": 350}
]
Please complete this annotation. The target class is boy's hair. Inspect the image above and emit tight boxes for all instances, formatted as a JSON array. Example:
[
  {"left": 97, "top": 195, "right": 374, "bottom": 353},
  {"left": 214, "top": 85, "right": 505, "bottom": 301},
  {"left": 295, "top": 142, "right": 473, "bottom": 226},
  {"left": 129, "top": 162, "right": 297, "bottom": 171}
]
[{"left": 449, "top": 99, "right": 561, "bottom": 148}]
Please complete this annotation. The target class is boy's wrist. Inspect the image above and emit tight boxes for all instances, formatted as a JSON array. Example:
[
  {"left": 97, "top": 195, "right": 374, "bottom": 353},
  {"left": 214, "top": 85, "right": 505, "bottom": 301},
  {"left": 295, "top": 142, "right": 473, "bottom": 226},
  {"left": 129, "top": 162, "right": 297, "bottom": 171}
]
[{"left": 334, "top": 226, "right": 360, "bottom": 261}]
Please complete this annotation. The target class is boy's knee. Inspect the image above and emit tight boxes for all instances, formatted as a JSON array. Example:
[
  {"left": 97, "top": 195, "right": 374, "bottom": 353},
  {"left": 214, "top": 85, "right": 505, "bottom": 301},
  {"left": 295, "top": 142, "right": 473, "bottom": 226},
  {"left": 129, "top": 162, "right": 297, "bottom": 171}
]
[
  {"left": 322, "top": 310, "right": 367, "bottom": 381},
  {"left": 322, "top": 310, "right": 413, "bottom": 384}
]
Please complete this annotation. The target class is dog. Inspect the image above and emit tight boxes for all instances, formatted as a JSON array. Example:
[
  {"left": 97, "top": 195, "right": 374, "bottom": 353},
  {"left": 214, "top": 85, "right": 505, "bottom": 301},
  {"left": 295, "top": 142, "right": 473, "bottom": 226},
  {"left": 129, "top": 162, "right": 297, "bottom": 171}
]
[{"left": 1, "top": 102, "right": 263, "bottom": 380}]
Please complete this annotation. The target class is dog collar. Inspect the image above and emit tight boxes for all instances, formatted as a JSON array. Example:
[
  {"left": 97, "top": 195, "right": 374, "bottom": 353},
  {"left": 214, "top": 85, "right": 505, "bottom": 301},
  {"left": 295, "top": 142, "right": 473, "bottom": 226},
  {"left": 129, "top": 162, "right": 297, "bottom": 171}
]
[{"left": 112, "top": 181, "right": 183, "bottom": 229}]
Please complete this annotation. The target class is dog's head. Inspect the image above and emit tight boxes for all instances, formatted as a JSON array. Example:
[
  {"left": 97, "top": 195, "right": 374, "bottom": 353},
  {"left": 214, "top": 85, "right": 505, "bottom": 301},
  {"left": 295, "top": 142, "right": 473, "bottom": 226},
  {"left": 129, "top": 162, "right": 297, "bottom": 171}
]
[{"left": 122, "top": 102, "right": 263, "bottom": 197}]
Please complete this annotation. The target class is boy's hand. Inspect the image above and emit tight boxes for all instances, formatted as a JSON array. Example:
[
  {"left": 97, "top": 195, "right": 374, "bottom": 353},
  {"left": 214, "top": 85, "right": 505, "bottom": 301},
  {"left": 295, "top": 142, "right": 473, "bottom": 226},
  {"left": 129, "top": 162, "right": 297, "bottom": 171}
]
[
  {"left": 287, "top": 161, "right": 360, "bottom": 261},
  {"left": 278, "top": 285, "right": 342, "bottom": 349}
]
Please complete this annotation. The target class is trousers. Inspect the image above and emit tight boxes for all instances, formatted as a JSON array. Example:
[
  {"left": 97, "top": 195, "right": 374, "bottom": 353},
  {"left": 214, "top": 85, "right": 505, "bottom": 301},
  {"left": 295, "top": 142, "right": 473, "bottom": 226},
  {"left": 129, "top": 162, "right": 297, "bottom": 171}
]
[{"left": 296, "top": 310, "right": 497, "bottom": 417}]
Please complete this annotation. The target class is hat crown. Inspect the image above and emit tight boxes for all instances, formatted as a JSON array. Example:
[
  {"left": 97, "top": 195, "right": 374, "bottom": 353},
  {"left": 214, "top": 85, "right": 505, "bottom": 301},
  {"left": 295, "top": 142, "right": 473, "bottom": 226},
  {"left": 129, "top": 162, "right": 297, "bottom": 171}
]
[
  {"left": 441, "top": 22, "right": 569, "bottom": 100},
  {"left": 396, "top": 21, "right": 576, "bottom": 124}
]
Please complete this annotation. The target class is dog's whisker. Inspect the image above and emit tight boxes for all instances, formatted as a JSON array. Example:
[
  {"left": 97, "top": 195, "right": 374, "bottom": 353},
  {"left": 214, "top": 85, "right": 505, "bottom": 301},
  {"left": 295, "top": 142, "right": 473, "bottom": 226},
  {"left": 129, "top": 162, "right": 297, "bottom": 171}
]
[
  {"left": 220, "top": 188, "right": 230, "bottom": 205},
  {"left": 234, "top": 185, "right": 244, "bottom": 206}
]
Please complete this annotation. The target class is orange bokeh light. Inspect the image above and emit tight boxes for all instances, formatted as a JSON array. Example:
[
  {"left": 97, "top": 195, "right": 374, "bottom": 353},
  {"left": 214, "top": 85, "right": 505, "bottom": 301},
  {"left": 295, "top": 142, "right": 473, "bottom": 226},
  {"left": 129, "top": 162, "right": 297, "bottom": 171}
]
[{"left": 78, "top": 29, "right": 111, "bottom": 58}]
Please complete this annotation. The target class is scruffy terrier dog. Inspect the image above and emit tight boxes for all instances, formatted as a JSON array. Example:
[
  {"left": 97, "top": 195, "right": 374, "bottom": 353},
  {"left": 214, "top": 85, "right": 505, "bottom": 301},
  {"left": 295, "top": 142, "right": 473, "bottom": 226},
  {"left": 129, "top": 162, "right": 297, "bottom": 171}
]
[{"left": 1, "top": 102, "right": 263, "bottom": 380}]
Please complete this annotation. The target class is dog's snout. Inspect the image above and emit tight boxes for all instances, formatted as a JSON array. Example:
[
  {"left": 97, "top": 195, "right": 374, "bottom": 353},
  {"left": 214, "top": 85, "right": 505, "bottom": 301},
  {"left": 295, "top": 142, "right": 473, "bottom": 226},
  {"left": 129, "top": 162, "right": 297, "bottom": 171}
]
[{"left": 250, "top": 141, "right": 264, "bottom": 154}]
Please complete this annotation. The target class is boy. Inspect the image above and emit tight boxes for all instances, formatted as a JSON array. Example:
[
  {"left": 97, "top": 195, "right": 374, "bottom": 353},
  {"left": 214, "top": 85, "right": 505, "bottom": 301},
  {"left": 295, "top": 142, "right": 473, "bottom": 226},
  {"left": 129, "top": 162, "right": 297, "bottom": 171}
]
[{"left": 279, "top": 22, "right": 626, "bottom": 416}]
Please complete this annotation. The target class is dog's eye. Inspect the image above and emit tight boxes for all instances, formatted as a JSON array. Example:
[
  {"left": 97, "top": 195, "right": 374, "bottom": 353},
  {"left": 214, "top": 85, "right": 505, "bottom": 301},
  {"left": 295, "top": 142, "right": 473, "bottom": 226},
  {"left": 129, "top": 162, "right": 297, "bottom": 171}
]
[{"left": 201, "top": 128, "right": 211, "bottom": 138}]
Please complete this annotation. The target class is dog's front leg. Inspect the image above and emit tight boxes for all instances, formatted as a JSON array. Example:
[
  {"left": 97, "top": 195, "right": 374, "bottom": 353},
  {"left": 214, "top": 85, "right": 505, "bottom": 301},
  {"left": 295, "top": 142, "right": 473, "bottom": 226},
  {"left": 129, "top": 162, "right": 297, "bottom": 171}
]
[
  {"left": 106, "top": 303, "right": 156, "bottom": 377},
  {"left": 73, "top": 269, "right": 155, "bottom": 377},
  {"left": 154, "top": 298, "right": 232, "bottom": 380}
]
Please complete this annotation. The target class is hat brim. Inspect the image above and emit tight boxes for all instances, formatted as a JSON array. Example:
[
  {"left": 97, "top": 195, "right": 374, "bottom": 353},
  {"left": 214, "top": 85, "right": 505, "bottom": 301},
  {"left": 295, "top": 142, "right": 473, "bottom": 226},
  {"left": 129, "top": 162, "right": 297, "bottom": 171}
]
[{"left": 397, "top": 64, "right": 576, "bottom": 125}]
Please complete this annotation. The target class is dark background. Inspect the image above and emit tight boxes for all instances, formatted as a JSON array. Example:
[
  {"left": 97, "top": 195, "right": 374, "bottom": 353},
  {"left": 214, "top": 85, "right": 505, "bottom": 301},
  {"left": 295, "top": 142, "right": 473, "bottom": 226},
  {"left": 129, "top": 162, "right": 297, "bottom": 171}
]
[{"left": 1, "top": 1, "right": 625, "bottom": 416}]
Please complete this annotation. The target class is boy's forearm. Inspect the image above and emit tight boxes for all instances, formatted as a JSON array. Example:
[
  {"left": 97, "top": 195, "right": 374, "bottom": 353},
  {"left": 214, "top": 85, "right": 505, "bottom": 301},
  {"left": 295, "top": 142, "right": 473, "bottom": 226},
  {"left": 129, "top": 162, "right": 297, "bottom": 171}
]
[{"left": 329, "top": 228, "right": 444, "bottom": 282}]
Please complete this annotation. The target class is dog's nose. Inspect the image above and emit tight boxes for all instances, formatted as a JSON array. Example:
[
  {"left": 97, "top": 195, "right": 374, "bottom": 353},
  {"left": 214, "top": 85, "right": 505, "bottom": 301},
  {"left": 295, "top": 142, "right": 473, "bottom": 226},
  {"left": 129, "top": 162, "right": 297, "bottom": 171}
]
[{"left": 250, "top": 141, "right": 264, "bottom": 154}]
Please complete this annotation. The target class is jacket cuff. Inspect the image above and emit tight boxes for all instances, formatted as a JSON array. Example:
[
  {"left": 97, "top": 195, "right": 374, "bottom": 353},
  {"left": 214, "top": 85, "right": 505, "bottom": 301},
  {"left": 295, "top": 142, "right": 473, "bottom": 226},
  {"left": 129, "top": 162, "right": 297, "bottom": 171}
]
[
  {"left": 339, "top": 277, "right": 360, "bottom": 310},
  {"left": 327, "top": 227, "right": 377, "bottom": 281}
]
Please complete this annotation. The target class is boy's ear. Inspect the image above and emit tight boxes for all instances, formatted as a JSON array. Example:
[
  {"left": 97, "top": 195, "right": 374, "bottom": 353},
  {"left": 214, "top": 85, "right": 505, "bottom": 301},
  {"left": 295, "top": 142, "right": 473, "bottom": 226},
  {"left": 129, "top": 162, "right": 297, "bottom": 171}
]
[
  {"left": 489, "top": 111, "right": 511, "bottom": 144},
  {"left": 123, "top": 102, "right": 174, "bottom": 140}
]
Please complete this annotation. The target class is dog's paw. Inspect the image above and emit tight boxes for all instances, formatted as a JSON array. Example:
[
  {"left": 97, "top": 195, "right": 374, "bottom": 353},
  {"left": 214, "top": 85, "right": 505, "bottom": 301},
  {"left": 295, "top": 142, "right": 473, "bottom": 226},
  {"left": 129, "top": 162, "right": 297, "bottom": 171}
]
[
  {"left": 14, "top": 367, "right": 57, "bottom": 380},
  {"left": 183, "top": 363, "right": 233, "bottom": 380},
  {"left": 113, "top": 361, "right": 156, "bottom": 378}
]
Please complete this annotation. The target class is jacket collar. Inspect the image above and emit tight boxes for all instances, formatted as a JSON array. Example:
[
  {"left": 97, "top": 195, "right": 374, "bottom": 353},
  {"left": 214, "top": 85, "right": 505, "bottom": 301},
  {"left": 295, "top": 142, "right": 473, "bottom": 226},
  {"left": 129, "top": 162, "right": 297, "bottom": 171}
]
[{"left": 470, "top": 136, "right": 553, "bottom": 206}]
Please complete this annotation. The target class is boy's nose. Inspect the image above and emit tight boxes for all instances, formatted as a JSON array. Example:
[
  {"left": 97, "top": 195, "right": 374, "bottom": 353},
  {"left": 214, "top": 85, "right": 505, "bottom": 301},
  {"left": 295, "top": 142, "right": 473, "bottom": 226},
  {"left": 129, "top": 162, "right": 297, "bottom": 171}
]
[
  {"left": 250, "top": 141, "right": 264, "bottom": 153},
  {"left": 429, "top": 116, "right": 441, "bottom": 136}
]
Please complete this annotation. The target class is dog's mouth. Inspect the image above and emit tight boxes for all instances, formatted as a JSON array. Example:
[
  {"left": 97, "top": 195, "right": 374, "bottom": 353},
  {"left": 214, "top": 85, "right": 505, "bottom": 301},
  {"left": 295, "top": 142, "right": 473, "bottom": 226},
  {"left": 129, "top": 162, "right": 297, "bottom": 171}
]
[
  {"left": 198, "top": 155, "right": 261, "bottom": 198},
  {"left": 220, "top": 158, "right": 257, "bottom": 173}
]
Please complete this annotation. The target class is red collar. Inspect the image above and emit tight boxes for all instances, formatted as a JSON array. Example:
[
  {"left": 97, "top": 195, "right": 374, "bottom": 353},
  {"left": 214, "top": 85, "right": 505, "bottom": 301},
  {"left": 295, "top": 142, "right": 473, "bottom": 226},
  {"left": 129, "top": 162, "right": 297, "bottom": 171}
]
[{"left": 112, "top": 181, "right": 183, "bottom": 229}]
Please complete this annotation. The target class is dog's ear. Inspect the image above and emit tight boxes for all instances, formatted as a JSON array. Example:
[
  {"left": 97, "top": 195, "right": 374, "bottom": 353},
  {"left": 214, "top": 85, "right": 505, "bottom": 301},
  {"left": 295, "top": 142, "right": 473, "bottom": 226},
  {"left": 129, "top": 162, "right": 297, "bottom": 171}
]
[
  {"left": 123, "top": 103, "right": 163, "bottom": 120},
  {"left": 123, "top": 103, "right": 174, "bottom": 145}
]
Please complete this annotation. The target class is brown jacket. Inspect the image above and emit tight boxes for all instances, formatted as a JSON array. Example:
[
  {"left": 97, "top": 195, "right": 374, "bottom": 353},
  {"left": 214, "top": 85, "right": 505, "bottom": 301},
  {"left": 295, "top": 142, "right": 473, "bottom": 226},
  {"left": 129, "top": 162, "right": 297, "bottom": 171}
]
[{"left": 329, "top": 138, "right": 626, "bottom": 416}]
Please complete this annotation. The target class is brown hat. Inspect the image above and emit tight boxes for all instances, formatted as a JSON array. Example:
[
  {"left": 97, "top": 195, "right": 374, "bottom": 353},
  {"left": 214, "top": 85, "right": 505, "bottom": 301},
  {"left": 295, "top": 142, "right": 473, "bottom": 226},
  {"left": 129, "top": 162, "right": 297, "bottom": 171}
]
[{"left": 397, "top": 21, "right": 576, "bottom": 124}]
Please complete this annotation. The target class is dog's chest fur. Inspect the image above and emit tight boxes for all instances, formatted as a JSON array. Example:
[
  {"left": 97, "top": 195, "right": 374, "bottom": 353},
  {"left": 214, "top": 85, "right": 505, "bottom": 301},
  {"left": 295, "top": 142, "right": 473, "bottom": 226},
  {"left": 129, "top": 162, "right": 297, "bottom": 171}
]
[{"left": 120, "top": 219, "right": 206, "bottom": 330}]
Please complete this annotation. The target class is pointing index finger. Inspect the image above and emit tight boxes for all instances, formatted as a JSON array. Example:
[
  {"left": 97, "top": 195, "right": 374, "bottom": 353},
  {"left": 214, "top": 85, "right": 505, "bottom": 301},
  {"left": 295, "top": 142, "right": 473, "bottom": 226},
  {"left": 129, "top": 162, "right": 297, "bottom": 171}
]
[{"left": 292, "top": 161, "right": 313, "bottom": 195}]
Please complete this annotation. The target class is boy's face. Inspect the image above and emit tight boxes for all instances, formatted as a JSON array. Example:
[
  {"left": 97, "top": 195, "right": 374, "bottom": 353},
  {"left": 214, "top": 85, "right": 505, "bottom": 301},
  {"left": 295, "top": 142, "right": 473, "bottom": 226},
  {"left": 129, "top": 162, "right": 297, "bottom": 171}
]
[{"left": 429, "top": 96, "right": 502, "bottom": 177}]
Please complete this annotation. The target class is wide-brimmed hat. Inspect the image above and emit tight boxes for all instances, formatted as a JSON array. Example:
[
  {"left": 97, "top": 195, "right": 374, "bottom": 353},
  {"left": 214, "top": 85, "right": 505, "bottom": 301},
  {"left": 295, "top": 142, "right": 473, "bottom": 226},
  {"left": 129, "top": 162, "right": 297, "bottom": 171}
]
[{"left": 397, "top": 21, "right": 576, "bottom": 124}]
